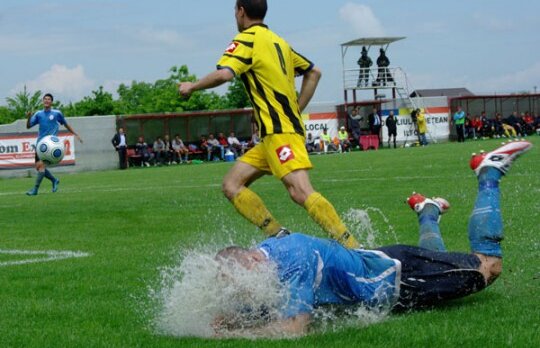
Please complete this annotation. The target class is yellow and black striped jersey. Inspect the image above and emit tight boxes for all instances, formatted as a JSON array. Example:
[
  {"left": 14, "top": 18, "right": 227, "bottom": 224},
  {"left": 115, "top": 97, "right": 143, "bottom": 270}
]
[{"left": 217, "top": 24, "right": 314, "bottom": 137}]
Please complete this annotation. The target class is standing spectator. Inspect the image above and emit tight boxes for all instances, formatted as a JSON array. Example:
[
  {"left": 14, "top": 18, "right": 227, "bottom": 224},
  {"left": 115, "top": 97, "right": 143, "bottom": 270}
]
[
  {"left": 172, "top": 134, "right": 189, "bottom": 163},
  {"left": 348, "top": 107, "right": 362, "bottom": 148},
  {"left": 111, "top": 127, "right": 128, "bottom": 169},
  {"left": 227, "top": 131, "right": 244, "bottom": 158},
  {"left": 207, "top": 133, "right": 224, "bottom": 161},
  {"left": 385, "top": 110, "right": 397, "bottom": 148},
  {"left": 357, "top": 46, "right": 372, "bottom": 87},
  {"left": 453, "top": 106, "right": 466, "bottom": 142},
  {"left": 153, "top": 136, "right": 166, "bottom": 166},
  {"left": 464, "top": 113, "right": 474, "bottom": 139},
  {"left": 337, "top": 126, "right": 351, "bottom": 152},
  {"left": 375, "top": 48, "right": 393, "bottom": 86},
  {"left": 368, "top": 107, "right": 382, "bottom": 144},
  {"left": 25, "top": 93, "right": 83, "bottom": 196},
  {"left": 416, "top": 109, "right": 428, "bottom": 146}
]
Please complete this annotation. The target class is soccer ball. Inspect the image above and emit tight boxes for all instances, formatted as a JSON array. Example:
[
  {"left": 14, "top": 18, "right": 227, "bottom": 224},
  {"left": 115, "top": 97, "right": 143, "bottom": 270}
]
[{"left": 36, "top": 135, "right": 65, "bottom": 165}]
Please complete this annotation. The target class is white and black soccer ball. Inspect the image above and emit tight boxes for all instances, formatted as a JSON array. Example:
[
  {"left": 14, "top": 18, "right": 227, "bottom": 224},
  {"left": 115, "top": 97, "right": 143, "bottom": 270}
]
[{"left": 36, "top": 135, "right": 65, "bottom": 165}]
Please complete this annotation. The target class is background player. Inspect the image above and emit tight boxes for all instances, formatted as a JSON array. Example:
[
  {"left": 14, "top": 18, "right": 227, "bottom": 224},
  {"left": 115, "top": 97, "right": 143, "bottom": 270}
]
[
  {"left": 26, "top": 93, "right": 83, "bottom": 196},
  {"left": 178, "top": 0, "right": 360, "bottom": 248},
  {"left": 213, "top": 140, "right": 532, "bottom": 337}
]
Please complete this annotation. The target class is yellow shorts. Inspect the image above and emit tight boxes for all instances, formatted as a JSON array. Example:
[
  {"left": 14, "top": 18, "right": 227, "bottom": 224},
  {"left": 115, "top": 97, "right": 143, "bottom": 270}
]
[{"left": 240, "top": 133, "right": 313, "bottom": 179}]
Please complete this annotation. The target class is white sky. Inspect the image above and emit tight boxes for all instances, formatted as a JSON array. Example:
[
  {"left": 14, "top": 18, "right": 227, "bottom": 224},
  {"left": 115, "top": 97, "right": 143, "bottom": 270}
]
[{"left": 1, "top": 0, "right": 538, "bottom": 106}]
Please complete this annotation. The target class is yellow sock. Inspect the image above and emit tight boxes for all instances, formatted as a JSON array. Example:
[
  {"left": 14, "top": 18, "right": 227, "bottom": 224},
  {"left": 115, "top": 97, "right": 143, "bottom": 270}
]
[
  {"left": 231, "top": 188, "right": 282, "bottom": 236},
  {"left": 304, "top": 192, "right": 360, "bottom": 249}
]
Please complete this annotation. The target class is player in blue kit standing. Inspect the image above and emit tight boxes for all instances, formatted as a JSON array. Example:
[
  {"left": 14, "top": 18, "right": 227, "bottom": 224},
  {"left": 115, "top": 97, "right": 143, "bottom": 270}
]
[
  {"left": 26, "top": 93, "right": 83, "bottom": 196},
  {"left": 214, "top": 140, "right": 532, "bottom": 337}
]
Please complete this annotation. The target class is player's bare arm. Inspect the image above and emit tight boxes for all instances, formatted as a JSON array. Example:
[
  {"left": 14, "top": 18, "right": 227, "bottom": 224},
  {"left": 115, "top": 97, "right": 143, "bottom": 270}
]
[
  {"left": 178, "top": 69, "right": 235, "bottom": 99},
  {"left": 297, "top": 67, "right": 322, "bottom": 112},
  {"left": 65, "top": 124, "right": 83, "bottom": 143}
]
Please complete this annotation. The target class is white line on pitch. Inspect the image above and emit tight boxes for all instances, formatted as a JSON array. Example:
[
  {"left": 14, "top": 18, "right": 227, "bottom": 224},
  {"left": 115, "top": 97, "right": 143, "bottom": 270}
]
[{"left": 0, "top": 249, "right": 90, "bottom": 267}]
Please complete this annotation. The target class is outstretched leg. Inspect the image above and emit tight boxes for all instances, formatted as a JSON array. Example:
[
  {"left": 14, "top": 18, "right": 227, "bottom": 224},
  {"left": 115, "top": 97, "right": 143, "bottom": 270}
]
[
  {"left": 407, "top": 193, "right": 450, "bottom": 251},
  {"left": 468, "top": 140, "right": 532, "bottom": 283}
]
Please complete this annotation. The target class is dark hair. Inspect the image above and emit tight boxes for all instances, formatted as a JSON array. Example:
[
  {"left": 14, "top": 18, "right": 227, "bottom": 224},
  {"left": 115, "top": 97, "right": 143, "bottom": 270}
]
[
  {"left": 236, "top": 0, "right": 267, "bottom": 20},
  {"left": 43, "top": 93, "right": 54, "bottom": 101}
]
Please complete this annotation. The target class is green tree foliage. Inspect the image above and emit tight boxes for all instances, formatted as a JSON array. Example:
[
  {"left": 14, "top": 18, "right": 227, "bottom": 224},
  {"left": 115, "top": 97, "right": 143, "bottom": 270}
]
[
  {"left": 3, "top": 86, "right": 42, "bottom": 123},
  {"left": 2, "top": 65, "right": 252, "bottom": 123},
  {"left": 63, "top": 86, "right": 115, "bottom": 116},
  {"left": 225, "top": 76, "right": 250, "bottom": 109},
  {"left": 0, "top": 106, "right": 13, "bottom": 124}
]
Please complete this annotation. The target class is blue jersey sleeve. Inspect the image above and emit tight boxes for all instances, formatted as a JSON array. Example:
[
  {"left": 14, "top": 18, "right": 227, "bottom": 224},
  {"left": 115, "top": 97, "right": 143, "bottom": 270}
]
[
  {"left": 55, "top": 110, "right": 67, "bottom": 126},
  {"left": 29, "top": 112, "right": 39, "bottom": 128}
]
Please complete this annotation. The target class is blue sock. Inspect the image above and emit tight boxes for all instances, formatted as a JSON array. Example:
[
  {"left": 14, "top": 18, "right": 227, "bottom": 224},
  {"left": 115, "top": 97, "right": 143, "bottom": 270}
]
[
  {"left": 44, "top": 169, "right": 56, "bottom": 182},
  {"left": 468, "top": 167, "right": 504, "bottom": 257},
  {"left": 418, "top": 204, "right": 446, "bottom": 251},
  {"left": 34, "top": 171, "right": 45, "bottom": 189}
]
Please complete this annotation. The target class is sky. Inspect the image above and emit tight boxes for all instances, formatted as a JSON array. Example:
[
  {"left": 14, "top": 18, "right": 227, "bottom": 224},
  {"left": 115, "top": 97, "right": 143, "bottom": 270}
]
[{"left": 1, "top": 0, "right": 539, "bottom": 107}]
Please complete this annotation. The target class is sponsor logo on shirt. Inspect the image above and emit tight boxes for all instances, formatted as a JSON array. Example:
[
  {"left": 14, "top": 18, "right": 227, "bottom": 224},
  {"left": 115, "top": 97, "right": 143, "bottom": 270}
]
[
  {"left": 276, "top": 145, "right": 295, "bottom": 164},
  {"left": 225, "top": 42, "right": 239, "bottom": 53}
]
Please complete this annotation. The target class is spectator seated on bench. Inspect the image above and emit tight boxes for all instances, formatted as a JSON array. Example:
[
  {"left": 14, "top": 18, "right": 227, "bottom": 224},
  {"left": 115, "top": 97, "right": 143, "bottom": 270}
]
[{"left": 134, "top": 136, "right": 153, "bottom": 167}]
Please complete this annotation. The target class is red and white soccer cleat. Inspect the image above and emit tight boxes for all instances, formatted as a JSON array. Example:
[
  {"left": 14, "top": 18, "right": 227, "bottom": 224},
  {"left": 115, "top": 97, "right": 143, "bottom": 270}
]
[
  {"left": 407, "top": 192, "right": 450, "bottom": 215},
  {"left": 469, "top": 140, "right": 532, "bottom": 176}
]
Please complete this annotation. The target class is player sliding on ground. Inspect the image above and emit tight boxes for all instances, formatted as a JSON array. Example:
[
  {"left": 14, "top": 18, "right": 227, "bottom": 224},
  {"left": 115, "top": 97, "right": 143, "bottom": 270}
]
[
  {"left": 178, "top": 0, "right": 360, "bottom": 248},
  {"left": 213, "top": 141, "right": 533, "bottom": 337},
  {"left": 26, "top": 93, "right": 83, "bottom": 196}
]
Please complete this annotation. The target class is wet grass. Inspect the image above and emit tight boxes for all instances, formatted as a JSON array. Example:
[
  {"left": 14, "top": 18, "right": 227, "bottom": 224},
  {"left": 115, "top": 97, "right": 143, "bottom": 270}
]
[{"left": 0, "top": 137, "right": 538, "bottom": 347}]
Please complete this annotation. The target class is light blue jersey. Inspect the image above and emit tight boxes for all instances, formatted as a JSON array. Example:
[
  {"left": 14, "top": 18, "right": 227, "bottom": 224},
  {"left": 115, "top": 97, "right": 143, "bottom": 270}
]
[
  {"left": 258, "top": 233, "right": 401, "bottom": 318},
  {"left": 28, "top": 109, "right": 67, "bottom": 142}
]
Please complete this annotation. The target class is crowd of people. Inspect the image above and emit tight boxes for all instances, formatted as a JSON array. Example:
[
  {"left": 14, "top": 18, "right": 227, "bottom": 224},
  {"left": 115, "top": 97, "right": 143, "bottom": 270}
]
[
  {"left": 458, "top": 109, "right": 540, "bottom": 141},
  {"left": 113, "top": 130, "right": 259, "bottom": 168}
]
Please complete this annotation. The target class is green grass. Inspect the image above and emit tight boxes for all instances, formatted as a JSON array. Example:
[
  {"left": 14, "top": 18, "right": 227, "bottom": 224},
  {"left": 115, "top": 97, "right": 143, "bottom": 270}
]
[{"left": 0, "top": 137, "right": 539, "bottom": 347}]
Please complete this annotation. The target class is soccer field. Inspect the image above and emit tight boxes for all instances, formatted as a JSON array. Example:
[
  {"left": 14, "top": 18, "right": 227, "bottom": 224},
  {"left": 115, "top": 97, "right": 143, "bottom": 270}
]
[{"left": 0, "top": 138, "right": 538, "bottom": 347}]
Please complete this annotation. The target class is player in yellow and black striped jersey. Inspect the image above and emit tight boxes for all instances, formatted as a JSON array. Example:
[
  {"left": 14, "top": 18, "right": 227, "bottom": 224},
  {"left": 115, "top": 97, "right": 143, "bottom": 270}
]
[
  {"left": 216, "top": 23, "right": 312, "bottom": 138},
  {"left": 179, "top": 0, "right": 360, "bottom": 250}
]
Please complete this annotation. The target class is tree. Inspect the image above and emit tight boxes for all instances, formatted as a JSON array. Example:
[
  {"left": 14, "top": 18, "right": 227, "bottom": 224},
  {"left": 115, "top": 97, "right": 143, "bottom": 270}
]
[
  {"left": 62, "top": 86, "right": 115, "bottom": 116},
  {"left": 225, "top": 76, "right": 251, "bottom": 109},
  {"left": 0, "top": 106, "right": 13, "bottom": 125},
  {"left": 5, "top": 86, "right": 42, "bottom": 120}
]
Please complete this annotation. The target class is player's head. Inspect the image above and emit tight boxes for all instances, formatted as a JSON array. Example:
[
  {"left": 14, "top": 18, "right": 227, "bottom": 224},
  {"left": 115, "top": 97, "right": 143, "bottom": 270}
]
[
  {"left": 43, "top": 93, "right": 54, "bottom": 108},
  {"left": 235, "top": 0, "right": 267, "bottom": 31},
  {"left": 216, "top": 246, "right": 263, "bottom": 270}
]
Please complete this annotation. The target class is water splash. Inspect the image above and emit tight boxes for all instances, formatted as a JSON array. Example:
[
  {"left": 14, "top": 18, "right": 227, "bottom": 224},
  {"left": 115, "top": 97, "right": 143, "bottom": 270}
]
[
  {"left": 149, "top": 245, "right": 287, "bottom": 339},
  {"left": 148, "top": 208, "right": 398, "bottom": 339},
  {"left": 343, "top": 207, "right": 399, "bottom": 248}
]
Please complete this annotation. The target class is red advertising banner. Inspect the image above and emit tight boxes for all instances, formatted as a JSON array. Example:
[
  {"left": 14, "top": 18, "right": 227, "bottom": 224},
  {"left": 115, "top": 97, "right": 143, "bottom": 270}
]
[{"left": 0, "top": 132, "right": 76, "bottom": 170}]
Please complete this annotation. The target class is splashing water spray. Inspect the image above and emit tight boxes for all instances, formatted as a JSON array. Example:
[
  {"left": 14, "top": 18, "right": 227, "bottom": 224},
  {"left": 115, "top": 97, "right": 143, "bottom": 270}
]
[{"left": 148, "top": 208, "right": 398, "bottom": 339}]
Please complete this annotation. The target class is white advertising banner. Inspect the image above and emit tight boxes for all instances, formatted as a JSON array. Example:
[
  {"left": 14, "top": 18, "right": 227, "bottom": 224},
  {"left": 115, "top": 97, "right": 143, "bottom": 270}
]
[
  {"left": 381, "top": 111, "right": 450, "bottom": 144},
  {"left": 0, "top": 133, "right": 76, "bottom": 169},
  {"left": 303, "top": 119, "right": 339, "bottom": 139}
]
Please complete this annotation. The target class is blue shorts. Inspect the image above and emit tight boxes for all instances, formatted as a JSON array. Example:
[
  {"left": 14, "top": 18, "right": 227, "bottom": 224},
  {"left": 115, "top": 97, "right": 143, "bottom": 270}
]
[{"left": 377, "top": 245, "right": 486, "bottom": 309}]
